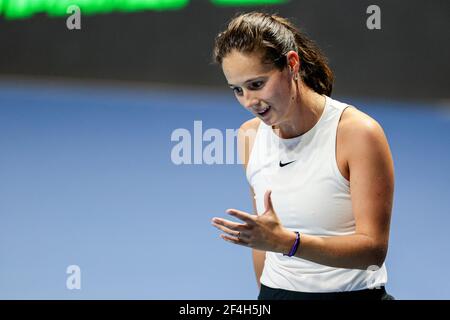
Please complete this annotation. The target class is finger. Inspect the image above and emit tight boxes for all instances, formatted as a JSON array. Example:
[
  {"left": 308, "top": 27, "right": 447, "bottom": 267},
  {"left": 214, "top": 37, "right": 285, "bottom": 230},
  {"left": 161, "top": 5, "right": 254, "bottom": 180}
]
[
  {"left": 221, "top": 234, "right": 249, "bottom": 246},
  {"left": 212, "top": 221, "right": 241, "bottom": 238},
  {"left": 263, "top": 190, "right": 273, "bottom": 213},
  {"left": 225, "top": 209, "right": 256, "bottom": 224},
  {"left": 212, "top": 218, "right": 248, "bottom": 231}
]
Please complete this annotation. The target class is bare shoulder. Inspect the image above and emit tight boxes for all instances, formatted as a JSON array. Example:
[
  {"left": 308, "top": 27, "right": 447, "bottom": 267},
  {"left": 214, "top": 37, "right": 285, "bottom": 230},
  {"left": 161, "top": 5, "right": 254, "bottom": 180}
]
[
  {"left": 338, "top": 105, "right": 393, "bottom": 169},
  {"left": 237, "top": 117, "right": 261, "bottom": 168},
  {"left": 339, "top": 105, "right": 381, "bottom": 131},
  {"left": 240, "top": 117, "right": 261, "bottom": 131},
  {"left": 339, "top": 105, "right": 387, "bottom": 140}
]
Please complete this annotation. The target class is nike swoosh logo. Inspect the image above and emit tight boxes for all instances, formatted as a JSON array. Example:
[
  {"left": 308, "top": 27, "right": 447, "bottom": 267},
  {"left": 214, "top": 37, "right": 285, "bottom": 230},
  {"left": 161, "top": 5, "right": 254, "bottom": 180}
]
[{"left": 279, "top": 160, "right": 296, "bottom": 167}]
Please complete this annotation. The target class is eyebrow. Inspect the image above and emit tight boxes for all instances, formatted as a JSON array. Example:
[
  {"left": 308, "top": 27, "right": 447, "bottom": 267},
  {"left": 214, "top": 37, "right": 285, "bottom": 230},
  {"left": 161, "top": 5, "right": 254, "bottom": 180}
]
[{"left": 227, "top": 76, "right": 266, "bottom": 87}]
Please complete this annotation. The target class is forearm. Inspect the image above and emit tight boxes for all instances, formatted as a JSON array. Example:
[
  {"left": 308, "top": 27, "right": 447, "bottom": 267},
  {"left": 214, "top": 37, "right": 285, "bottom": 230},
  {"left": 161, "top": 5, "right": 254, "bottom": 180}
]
[{"left": 278, "top": 230, "right": 386, "bottom": 270}]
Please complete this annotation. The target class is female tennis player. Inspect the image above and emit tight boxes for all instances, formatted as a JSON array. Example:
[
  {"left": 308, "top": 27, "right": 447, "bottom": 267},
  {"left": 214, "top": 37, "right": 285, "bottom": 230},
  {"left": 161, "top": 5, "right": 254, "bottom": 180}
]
[{"left": 211, "top": 12, "right": 395, "bottom": 300}]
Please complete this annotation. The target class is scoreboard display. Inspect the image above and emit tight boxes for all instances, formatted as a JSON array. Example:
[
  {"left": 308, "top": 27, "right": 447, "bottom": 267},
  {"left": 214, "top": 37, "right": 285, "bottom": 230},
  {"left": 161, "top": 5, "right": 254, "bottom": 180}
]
[{"left": 0, "top": 0, "right": 289, "bottom": 19}]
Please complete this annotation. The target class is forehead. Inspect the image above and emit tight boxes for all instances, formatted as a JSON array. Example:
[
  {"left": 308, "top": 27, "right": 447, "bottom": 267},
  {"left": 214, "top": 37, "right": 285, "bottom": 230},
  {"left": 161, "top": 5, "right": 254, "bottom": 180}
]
[{"left": 222, "top": 50, "right": 275, "bottom": 85}]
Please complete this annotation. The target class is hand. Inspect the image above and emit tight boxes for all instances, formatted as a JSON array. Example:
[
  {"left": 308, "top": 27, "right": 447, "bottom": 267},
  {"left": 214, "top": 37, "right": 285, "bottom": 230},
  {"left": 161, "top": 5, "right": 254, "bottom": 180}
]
[{"left": 211, "top": 190, "right": 293, "bottom": 253}]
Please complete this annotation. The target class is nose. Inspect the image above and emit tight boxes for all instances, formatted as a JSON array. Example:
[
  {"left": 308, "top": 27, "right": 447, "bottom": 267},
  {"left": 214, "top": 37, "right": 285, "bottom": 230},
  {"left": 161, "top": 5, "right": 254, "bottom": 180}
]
[{"left": 242, "top": 89, "right": 260, "bottom": 110}]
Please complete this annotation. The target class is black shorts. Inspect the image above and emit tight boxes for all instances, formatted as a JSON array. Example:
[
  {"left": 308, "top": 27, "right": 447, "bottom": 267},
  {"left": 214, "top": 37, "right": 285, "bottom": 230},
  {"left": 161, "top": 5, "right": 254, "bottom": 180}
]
[{"left": 258, "top": 283, "right": 395, "bottom": 300}]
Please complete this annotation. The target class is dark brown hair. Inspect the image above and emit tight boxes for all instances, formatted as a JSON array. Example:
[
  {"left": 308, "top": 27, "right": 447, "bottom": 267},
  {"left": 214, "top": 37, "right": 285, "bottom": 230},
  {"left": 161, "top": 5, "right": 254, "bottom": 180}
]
[{"left": 212, "top": 12, "right": 333, "bottom": 96}]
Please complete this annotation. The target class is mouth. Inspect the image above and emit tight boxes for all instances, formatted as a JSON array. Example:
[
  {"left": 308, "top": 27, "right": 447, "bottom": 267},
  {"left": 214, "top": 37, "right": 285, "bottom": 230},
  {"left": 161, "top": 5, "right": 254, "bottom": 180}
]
[{"left": 256, "top": 105, "right": 271, "bottom": 117}]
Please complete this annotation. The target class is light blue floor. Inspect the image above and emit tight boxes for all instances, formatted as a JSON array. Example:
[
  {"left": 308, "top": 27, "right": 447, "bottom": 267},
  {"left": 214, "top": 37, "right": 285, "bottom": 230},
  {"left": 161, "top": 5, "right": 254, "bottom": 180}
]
[{"left": 0, "top": 80, "right": 449, "bottom": 299}]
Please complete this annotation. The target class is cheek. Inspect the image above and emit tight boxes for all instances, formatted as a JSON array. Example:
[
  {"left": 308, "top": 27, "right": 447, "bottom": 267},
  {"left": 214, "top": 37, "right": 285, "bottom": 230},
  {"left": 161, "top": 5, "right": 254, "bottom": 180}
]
[
  {"left": 267, "top": 78, "right": 289, "bottom": 101},
  {"left": 267, "top": 87, "right": 287, "bottom": 105},
  {"left": 261, "top": 84, "right": 280, "bottom": 102},
  {"left": 279, "top": 82, "right": 294, "bottom": 104},
  {"left": 258, "top": 90, "right": 274, "bottom": 102}
]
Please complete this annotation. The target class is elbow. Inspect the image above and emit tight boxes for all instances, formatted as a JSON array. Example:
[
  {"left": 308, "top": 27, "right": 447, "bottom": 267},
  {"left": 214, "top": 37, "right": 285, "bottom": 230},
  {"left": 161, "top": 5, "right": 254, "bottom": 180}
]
[
  {"left": 369, "top": 257, "right": 385, "bottom": 270},
  {"left": 366, "top": 243, "right": 387, "bottom": 270},
  {"left": 355, "top": 236, "right": 387, "bottom": 270}
]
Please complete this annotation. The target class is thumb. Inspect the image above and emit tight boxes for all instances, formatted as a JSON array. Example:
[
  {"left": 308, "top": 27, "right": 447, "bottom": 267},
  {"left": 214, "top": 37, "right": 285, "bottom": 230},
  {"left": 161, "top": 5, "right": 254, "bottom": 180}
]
[{"left": 263, "top": 190, "right": 274, "bottom": 214}]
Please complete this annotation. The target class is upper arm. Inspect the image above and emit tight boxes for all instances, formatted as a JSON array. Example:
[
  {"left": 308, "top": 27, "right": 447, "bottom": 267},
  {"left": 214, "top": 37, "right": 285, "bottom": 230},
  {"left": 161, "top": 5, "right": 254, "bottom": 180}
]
[
  {"left": 237, "top": 118, "right": 259, "bottom": 168},
  {"left": 238, "top": 119, "right": 266, "bottom": 264},
  {"left": 347, "top": 117, "right": 395, "bottom": 261},
  {"left": 237, "top": 118, "right": 259, "bottom": 216}
]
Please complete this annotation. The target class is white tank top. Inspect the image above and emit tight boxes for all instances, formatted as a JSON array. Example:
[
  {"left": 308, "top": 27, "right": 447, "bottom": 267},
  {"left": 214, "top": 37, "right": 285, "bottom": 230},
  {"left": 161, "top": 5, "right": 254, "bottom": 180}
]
[{"left": 246, "top": 95, "right": 387, "bottom": 292}]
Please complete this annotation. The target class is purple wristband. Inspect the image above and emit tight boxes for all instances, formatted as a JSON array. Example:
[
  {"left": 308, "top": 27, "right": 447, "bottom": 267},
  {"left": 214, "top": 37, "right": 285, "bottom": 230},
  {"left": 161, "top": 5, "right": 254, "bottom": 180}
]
[{"left": 283, "top": 231, "right": 300, "bottom": 257}]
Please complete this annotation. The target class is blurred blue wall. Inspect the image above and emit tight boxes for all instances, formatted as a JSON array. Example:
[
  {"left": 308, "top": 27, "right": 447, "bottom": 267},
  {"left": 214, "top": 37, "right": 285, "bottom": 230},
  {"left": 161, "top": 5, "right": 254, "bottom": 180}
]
[{"left": 0, "top": 79, "right": 449, "bottom": 299}]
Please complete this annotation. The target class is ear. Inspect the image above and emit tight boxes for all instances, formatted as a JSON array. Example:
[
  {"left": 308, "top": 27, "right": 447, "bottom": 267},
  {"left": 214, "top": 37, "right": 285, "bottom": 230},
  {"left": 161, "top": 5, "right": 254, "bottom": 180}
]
[{"left": 286, "top": 50, "right": 300, "bottom": 74}]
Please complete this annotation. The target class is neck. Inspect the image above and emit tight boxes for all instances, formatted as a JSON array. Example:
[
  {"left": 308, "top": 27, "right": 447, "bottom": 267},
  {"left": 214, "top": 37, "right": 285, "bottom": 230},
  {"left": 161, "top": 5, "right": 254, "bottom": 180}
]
[{"left": 272, "top": 85, "right": 326, "bottom": 139}]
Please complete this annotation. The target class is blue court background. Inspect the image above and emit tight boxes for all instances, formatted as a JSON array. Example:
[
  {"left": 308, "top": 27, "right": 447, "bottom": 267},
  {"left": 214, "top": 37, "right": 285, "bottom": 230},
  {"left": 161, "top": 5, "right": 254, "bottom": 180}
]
[{"left": 0, "top": 79, "right": 449, "bottom": 299}]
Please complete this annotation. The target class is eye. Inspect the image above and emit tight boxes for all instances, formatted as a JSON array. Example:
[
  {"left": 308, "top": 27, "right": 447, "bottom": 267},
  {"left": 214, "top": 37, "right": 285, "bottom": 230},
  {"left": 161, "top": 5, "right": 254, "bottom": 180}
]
[
  {"left": 232, "top": 87, "right": 243, "bottom": 95},
  {"left": 251, "top": 81, "right": 264, "bottom": 88},
  {"left": 230, "top": 81, "right": 264, "bottom": 96}
]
